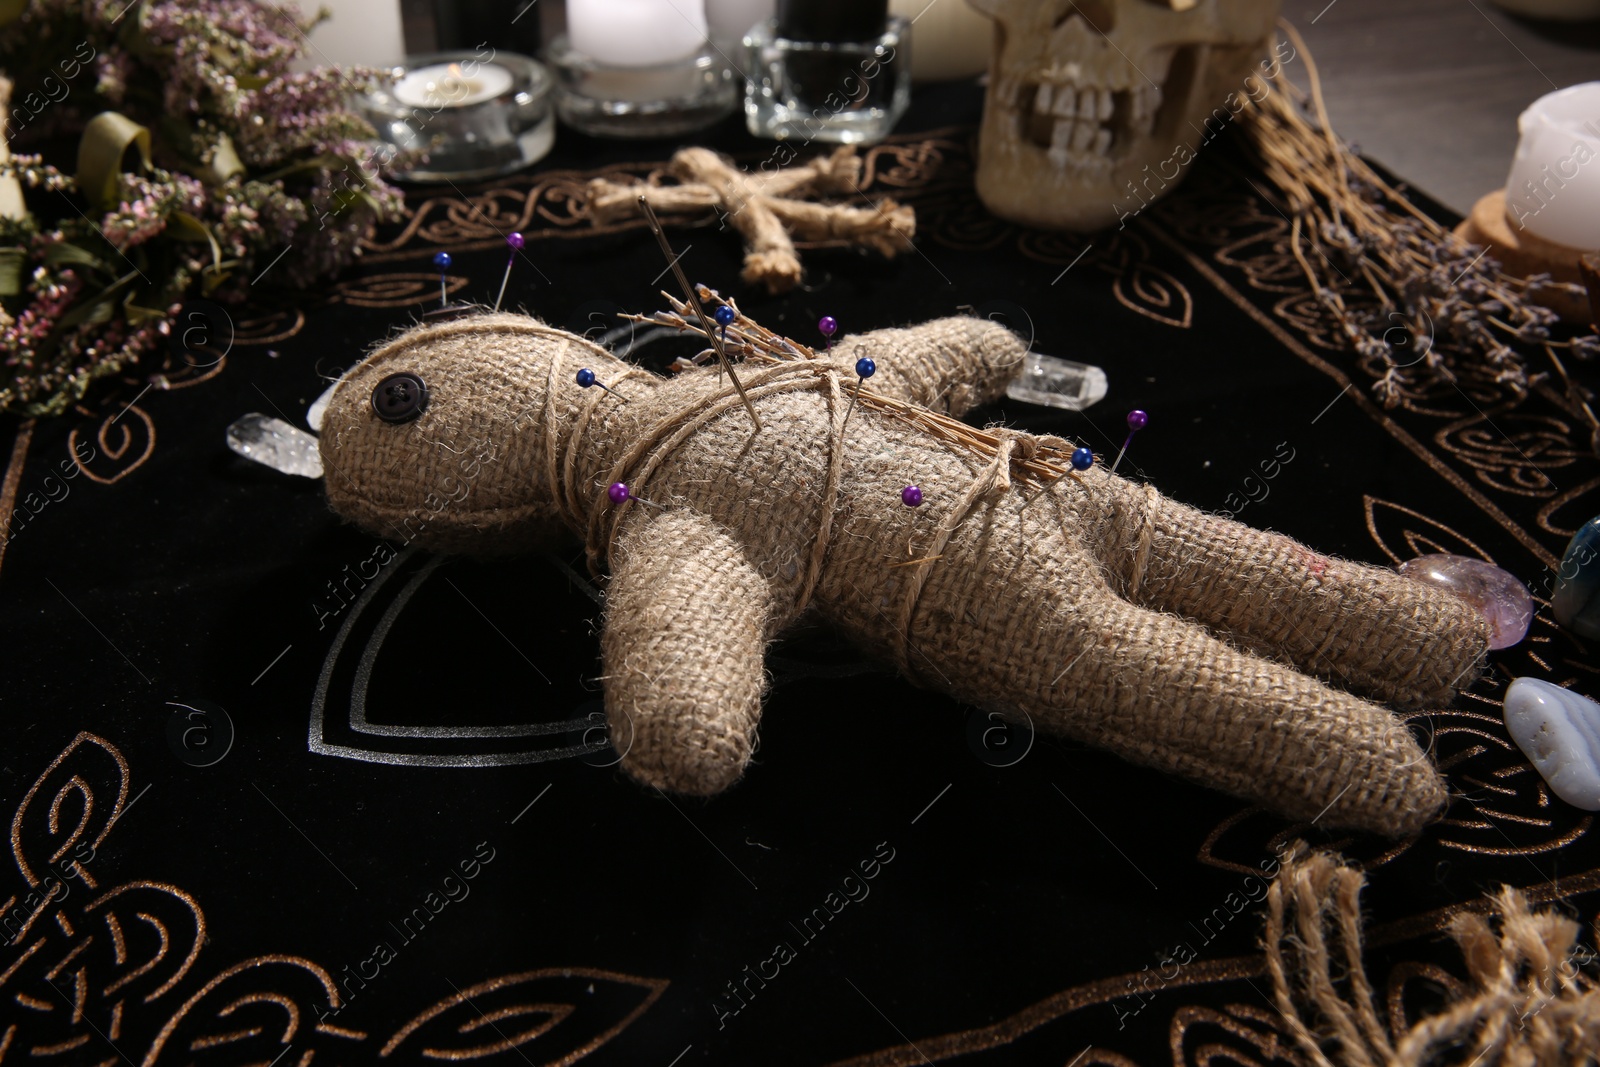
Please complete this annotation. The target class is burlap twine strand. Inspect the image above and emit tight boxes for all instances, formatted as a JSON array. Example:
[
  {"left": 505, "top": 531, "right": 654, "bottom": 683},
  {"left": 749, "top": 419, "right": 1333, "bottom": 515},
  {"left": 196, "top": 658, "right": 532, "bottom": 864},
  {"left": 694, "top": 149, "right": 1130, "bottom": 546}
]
[
  {"left": 1128, "top": 482, "right": 1162, "bottom": 599},
  {"left": 539, "top": 331, "right": 649, "bottom": 531},
  {"left": 585, "top": 146, "right": 915, "bottom": 293},
  {"left": 890, "top": 430, "right": 1072, "bottom": 676},
  {"left": 580, "top": 360, "right": 847, "bottom": 615},
  {"left": 1266, "top": 844, "right": 1600, "bottom": 1067}
]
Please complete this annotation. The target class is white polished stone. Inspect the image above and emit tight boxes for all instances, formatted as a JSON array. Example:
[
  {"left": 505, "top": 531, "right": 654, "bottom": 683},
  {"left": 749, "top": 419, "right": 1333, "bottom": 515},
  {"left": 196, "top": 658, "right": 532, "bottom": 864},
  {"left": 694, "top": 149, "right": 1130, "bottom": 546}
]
[{"left": 1504, "top": 677, "right": 1600, "bottom": 811}]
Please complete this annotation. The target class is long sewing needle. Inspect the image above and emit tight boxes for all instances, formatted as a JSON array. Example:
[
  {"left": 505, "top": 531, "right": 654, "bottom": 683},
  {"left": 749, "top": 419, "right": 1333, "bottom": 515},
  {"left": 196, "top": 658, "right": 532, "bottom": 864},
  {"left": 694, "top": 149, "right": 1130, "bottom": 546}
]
[{"left": 637, "top": 195, "right": 762, "bottom": 433}]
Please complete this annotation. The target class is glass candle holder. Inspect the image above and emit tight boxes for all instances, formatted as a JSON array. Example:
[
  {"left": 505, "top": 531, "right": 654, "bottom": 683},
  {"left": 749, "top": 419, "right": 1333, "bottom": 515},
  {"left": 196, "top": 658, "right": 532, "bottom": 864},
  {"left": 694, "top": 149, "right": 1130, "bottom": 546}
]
[
  {"left": 744, "top": 15, "right": 910, "bottom": 144},
  {"left": 546, "top": 34, "right": 739, "bottom": 139},
  {"left": 360, "top": 50, "right": 555, "bottom": 182}
]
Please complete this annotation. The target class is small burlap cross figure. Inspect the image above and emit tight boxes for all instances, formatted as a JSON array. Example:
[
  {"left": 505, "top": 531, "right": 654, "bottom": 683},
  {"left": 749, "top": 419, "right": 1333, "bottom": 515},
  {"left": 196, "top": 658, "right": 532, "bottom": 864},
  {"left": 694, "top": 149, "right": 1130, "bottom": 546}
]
[
  {"left": 319, "top": 309, "right": 1489, "bottom": 837},
  {"left": 584, "top": 146, "right": 915, "bottom": 293}
]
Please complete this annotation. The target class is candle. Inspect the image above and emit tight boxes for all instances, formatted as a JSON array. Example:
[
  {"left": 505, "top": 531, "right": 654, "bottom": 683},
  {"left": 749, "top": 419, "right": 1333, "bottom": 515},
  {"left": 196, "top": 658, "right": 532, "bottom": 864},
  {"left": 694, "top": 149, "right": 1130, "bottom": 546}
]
[
  {"left": 0, "top": 76, "right": 25, "bottom": 222},
  {"left": 304, "top": 0, "right": 406, "bottom": 69},
  {"left": 706, "top": 0, "right": 774, "bottom": 42},
  {"left": 392, "top": 61, "right": 515, "bottom": 108},
  {"left": 1504, "top": 82, "right": 1600, "bottom": 250},
  {"left": 568, "top": 0, "right": 710, "bottom": 67},
  {"left": 888, "top": 0, "right": 992, "bottom": 82}
]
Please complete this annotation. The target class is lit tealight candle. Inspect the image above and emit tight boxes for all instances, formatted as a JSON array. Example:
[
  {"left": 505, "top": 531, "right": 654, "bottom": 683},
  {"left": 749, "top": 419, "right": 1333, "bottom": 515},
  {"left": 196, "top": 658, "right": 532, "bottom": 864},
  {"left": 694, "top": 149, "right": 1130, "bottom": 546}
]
[
  {"left": 568, "top": 0, "right": 709, "bottom": 68},
  {"left": 1504, "top": 81, "right": 1600, "bottom": 250},
  {"left": 392, "top": 61, "right": 515, "bottom": 109}
]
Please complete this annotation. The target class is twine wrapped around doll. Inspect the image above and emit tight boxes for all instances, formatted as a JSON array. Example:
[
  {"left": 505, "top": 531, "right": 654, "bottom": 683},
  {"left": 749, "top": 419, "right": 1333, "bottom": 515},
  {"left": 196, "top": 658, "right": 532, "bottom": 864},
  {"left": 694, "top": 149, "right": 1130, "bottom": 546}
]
[
  {"left": 319, "top": 309, "right": 1489, "bottom": 836},
  {"left": 584, "top": 146, "right": 916, "bottom": 293},
  {"left": 1266, "top": 844, "right": 1600, "bottom": 1065}
]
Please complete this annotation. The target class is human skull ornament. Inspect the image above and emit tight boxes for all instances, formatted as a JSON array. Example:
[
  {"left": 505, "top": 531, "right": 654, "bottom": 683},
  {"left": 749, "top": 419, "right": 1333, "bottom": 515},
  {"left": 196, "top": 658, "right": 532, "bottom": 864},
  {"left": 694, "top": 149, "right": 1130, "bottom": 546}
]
[{"left": 967, "top": 0, "right": 1282, "bottom": 231}]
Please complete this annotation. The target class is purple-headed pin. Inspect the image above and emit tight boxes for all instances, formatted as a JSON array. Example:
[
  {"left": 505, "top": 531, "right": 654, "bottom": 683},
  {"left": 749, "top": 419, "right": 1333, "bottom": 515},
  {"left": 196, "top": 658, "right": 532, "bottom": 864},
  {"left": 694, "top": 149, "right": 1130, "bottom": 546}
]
[
  {"left": 818, "top": 315, "right": 838, "bottom": 352},
  {"left": 607, "top": 482, "right": 662, "bottom": 509},
  {"left": 901, "top": 485, "right": 923, "bottom": 507},
  {"left": 1111, "top": 409, "right": 1147, "bottom": 474},
  {"left": 432, "top": 251, "right": 451, "bottom": 309},
  {"left": 494, "top": 232, "right": 525, "bottom": 312}
]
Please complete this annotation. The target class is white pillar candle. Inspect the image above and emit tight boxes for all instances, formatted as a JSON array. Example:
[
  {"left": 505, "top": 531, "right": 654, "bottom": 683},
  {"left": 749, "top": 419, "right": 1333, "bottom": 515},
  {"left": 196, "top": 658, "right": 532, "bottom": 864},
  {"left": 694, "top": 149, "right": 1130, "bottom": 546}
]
[
  {"left": 568, "top": 0, "right": 710, "bottom": 67},
  {"left": 303, "top": 0, "right": 407, "bottom": 69},
  {"left": 392, "top": 62, "right": 514, "bottom": 108},
  {"left": 0, "top": 76, "right": 25, "bottom": 222},
  {"left": 705, "top": 0, "right": 774, "bottom": 42},
  {"left": 1504, "top": 82, "right": 1600, "bottom": 250},
  {"left": 889, "top": 0, "right": 991, "bottom": 82}
]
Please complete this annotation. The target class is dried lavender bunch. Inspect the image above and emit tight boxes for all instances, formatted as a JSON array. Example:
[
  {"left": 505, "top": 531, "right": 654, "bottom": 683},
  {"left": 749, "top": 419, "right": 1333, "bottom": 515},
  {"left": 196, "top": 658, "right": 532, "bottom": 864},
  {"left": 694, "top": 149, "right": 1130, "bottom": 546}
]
[
  {"left": 1241, "top": 21, "right": 1598, "bottom": 453},
  {"left": 0, "top": 0, "right": 410, "bottom": 416}
]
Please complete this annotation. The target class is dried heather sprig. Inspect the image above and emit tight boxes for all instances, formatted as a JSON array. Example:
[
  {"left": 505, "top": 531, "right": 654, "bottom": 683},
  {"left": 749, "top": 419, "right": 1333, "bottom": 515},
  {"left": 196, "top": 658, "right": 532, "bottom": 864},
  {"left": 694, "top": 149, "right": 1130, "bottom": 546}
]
[{"left": 0, "top": 0, "right": 413, "bottom": 416}]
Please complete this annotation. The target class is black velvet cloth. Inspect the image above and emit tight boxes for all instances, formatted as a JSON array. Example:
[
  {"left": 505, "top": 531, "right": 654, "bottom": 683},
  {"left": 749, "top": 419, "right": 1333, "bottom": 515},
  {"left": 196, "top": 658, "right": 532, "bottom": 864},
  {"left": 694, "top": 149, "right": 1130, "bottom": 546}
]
[{"left": 2, "top": 82, "right": 1597, "bottom": 1066}]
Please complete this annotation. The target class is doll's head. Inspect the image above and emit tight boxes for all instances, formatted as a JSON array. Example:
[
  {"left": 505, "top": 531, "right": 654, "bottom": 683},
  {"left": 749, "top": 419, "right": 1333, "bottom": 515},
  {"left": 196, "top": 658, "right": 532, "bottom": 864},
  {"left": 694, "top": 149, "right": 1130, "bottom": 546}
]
[{"left": 318, "top": 312, "right": 630, "bottom": 555}]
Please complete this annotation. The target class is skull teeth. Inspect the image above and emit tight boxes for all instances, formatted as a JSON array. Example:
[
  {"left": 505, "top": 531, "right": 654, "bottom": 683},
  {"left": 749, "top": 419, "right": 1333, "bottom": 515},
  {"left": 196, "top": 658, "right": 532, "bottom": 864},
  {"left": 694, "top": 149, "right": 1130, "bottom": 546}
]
[
  {"left": 1042, "top": 118, "right": 1112, "bottom": 165},
  {"left": 998, "top": 67, "right": 1175, "bottom": 170},
  {"left": 1131, "top": 83, "right": 1163, "bottom": 121},
  {"left": 1005, "top": 76, "right": 1134, "bottom": 167}
]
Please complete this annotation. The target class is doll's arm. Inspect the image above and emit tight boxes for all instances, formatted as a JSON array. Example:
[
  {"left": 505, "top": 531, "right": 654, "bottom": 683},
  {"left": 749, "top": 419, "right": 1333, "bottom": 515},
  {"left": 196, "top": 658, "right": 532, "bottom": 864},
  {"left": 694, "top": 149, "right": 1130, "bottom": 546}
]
[
  {"left": 602, "top": 509, "right": 779, "bottom": 795},
  {"left": 827, "top": 317, "right": 1028, "bottom": 418}
]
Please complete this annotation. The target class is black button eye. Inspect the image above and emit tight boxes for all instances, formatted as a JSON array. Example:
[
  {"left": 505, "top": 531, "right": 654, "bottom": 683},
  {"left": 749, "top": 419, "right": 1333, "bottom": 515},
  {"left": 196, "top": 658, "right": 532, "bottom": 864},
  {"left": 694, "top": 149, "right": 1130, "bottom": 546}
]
[{"left": 372, "top": 372, "right": 428, "bottom": 423}]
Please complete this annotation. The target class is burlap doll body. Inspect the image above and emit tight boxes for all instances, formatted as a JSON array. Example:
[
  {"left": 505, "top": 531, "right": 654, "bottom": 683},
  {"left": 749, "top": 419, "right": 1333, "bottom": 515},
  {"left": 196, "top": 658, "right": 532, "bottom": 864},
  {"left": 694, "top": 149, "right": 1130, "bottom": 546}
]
[{"left": 319, "top": 312, "right": 1489, "bottom": 837}]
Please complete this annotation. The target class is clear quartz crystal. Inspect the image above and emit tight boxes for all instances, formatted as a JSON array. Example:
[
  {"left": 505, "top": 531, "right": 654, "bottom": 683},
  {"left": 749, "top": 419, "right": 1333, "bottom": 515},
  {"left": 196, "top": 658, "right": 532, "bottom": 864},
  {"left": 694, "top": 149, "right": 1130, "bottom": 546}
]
[
  {"left": 227, "top": 413, "right": 324, "bottom": 478},
  {"left": 1005, "top": 351, "right": 1109, "bottom": 411}
]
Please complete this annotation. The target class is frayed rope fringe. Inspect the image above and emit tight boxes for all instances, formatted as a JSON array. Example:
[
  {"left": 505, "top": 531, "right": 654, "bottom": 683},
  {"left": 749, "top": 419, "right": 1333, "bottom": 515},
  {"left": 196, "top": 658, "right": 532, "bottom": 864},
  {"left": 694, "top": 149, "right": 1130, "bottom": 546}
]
[{"left": 1267, "top": 844, "right": 1600, "bottom": 1067}]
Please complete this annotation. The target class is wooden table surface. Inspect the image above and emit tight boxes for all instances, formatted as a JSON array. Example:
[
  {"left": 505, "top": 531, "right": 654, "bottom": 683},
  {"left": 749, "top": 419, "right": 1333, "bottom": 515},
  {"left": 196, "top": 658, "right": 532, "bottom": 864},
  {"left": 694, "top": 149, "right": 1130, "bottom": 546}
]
[{"left": 1285, "top": 0, "right": 1600, "bottom": 215}]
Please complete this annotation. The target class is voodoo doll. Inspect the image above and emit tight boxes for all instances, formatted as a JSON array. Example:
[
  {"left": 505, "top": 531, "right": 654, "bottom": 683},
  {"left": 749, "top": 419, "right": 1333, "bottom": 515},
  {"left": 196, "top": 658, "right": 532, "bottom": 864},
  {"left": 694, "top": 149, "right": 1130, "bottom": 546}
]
[{"left": 318, "top": 308, "right": 1489, "bottom": 837}]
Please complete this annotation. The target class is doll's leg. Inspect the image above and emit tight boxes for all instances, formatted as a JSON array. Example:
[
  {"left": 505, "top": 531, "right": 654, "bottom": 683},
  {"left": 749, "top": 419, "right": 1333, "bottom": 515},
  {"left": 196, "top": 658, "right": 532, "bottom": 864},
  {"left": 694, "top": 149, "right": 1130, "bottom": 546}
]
[
  {"left": 1025, "top": 586, "right": 1450, "bottom": 837},
  {"left": 828, "top": 318, "right": 1028, "bottom": 418},
  {"left": 602, "top": 509, "right": 784, "bottom": 795},
  {"left": 1090, "top": 475, "right": 1489, "bottom": 708}
]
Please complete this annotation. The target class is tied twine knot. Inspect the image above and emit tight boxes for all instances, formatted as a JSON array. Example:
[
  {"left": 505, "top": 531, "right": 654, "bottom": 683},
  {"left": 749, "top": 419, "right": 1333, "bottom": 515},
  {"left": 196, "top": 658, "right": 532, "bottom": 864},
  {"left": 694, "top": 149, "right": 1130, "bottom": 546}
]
[{"left": 888, "top": 429, "right": 1082, "bottom": 678}]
